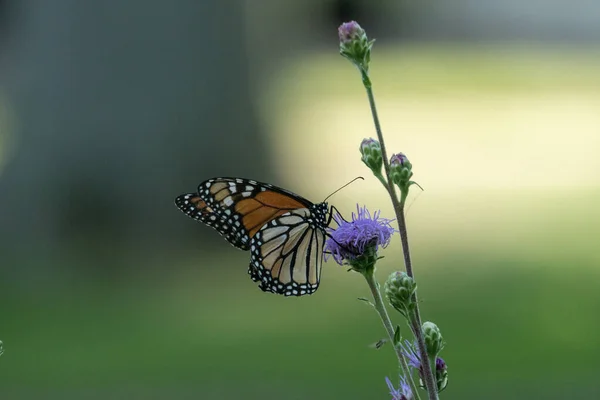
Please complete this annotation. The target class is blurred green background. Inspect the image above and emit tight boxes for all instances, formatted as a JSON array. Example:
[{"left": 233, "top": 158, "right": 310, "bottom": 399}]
[{"left": 1, "top": 1, "right": 599, "bottom": 399}]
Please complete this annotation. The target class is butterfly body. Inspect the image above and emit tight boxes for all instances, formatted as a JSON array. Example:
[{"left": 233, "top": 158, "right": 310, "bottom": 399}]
[{"left": 175, "top": 178, "right": 330, "bottom": 296}]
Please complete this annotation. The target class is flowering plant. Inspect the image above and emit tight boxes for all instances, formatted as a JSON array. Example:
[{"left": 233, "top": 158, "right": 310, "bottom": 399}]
[{"left": 332, "top": 21, "right": 447, "bottom": 400}]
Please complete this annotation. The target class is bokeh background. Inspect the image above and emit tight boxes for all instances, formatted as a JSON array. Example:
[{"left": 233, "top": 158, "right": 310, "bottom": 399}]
[{"left": 1, "top": 1, "right": 599, "bottom": 399}]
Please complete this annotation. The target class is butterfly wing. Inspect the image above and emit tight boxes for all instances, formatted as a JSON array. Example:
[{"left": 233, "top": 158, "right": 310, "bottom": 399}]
[
  {"left": 175, "top": 193, "right": 251, "bottom": 249},
  {"left": 175, "top": 178, "right": 314, "bottom": 251},
  {"left": 248, "top": 208, "right": 326, "bottom": 296}
]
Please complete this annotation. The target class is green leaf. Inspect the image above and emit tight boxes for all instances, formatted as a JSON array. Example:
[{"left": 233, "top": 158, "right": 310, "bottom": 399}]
[
  {"left": 369, "top": 338, "right": 388, "bottom": 350},
  {"left": 357, "top": 297, "right": 375, "bottom": 307},
  {"left": 393, "top": 325, "right": 401, "bottom": 347}
]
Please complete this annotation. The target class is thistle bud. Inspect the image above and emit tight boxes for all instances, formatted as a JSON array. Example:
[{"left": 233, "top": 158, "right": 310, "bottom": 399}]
[
  {"left": 389, "top": 153, "right": 413, "bottom": 187},
  {"left": 422, "top": 321, "right": 444, "bottom": 358},
  {"left": 338, "top": 21, "right": 375, "bottom": 74},
  {"left": 436, "top": 357, "right": 449, "bottom": 392},
  {"left": 360, "top": 138, "right": 383, "bottom": 175},
  {"left": 384, "top": 271, "right": 417, "bottom": 318}
]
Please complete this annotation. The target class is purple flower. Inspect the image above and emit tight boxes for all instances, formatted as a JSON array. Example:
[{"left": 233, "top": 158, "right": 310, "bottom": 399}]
[
  {"left": 400, "top": 340, "right": 448, "bottom": 392},
  {"left": 385, "top": 376, "right": 413, "bottom": 400},
  {"left": 324, "top": 205, "right": 396, "bottom": 266},
  {"left": 400, "top": 340, "right": 421, "bottom": 370}
]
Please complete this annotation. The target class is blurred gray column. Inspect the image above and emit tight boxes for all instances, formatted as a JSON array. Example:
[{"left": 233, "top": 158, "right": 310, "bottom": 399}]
[{"left": 0, "top": 0, "right": 271, "bottom": 262}]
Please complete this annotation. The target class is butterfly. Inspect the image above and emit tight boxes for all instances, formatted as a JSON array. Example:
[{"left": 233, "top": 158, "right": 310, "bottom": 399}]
[{"left": 175, "top": 177, "right": 334, "bottom": 296}]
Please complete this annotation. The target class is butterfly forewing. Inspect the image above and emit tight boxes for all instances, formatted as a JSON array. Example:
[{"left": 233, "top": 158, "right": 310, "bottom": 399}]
[
  {"left": 175, "top": 193, "right": 251, "bottom": 249},
  {"left": 175, "top": 177, "right": 330, "bottom": 296}
]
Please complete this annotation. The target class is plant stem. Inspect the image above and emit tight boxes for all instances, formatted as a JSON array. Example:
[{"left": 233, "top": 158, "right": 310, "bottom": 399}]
[
  {"left": 362, "top": 269, "right": 421, "bottom": 399},
  {"left": 363, "top": 75, "right": 439, "bottom": 400}
]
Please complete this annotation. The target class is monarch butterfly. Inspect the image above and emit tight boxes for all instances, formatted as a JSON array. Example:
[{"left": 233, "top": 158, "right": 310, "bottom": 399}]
[{"left": 175, "top": 177, "right": 334, "bottom": 297}]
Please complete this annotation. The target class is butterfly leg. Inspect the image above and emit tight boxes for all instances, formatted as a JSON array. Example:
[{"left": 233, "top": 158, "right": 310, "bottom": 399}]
[{"left": 328, "top": 205, "right": 350, "bottom": 226}]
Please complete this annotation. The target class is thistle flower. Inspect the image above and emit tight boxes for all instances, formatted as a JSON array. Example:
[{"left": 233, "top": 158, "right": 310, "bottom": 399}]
[
  {"left": 324, "top": 205, "right": 395, "bottom": 273},
  {"left": 400, "top": 340, "right": 421, "bottom": 370},
  {"left": 400, "top": 340, "right": 449, "bottom": 392},
  {"left": 385, "top": 375, "right": 413, "bottom": 400}
]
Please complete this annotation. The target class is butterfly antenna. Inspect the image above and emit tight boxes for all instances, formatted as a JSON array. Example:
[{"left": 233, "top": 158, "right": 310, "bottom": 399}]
[{"left": 323, "top": 177, "right": 364, "bottom": 202}]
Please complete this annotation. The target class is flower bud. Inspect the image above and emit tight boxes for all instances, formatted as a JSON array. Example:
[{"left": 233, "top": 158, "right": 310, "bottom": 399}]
[
  {"left": 384, "top": 271, "right": 417, "bottom": 318},
  {"left": 338, "top": 21, "right": 375, "bottom": 73},
  {"left": 360, "top": 138, "right": 383, "bottom": 175},
  {"left": 436, "top": 357, "right": 448, "bottom": 392},
  {"left": 389, "top": 153, "right": 413, "bottom": 187},
  {"left": 0, "top": 340, "right": 4, "bottom": 356},
  {"left": 422, "top": 321, "right": 444, "bottom": 358}
]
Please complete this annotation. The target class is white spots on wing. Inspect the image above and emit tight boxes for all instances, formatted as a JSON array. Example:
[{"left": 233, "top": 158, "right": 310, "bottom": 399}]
[
  {"left": 223, "top": 197, "right": 234, "bottom": 207},
  {"left": 241, "top": 192, "right": 252, "bottom": 197}
]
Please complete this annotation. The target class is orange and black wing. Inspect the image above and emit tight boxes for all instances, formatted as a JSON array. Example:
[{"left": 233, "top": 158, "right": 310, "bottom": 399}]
[{"left": 174, "top": 178, "right": 314, "bottom": 251}]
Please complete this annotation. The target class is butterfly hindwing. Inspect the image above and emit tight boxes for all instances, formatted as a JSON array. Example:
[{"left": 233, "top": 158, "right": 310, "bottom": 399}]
[{"left": 248, "top": 207, "right": 326, "bottom": 296}]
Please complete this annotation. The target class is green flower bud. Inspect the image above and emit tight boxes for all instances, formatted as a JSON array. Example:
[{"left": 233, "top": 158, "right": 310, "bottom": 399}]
[
  {"left": 0, "top": 340, "right": 4, "bottom": 357},
  {"left": 389, "top": 153, "right": 413, "bottom": 187},
  {"left": 338, "top": 21, "right": 375, "bottom": 73},
  {"left": 422, "top": 321, "right": 444, "bottom": 358},
  {"left": 384, "top": 271, "right": 417, "bottom": 318},
  {"left": 360, "top": 138, "right": 383, "bottom": 175}
]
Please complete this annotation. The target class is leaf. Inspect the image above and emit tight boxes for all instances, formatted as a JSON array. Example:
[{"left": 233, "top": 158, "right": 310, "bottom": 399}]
[
  {"left": 368, "top": 338, "right": 388, "bottom": 350},
  {"left": 357, "top": 297, "right": 375, "bottom": 308},
  {"left": 393, "top": 325, "right": 401, "bottom": 347}
]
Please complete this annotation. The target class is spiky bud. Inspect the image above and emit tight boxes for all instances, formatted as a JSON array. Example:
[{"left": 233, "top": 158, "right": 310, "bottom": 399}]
[
  {"left": 435, "top": 357, "right": 449, "bottom": 392},
  {"left": 338, "top": 21, "right": 375, "bottom": 76},
  {"left": 360, "top": 138, "right": 383, "bottom": 176},
  {"left": 422, "top": 321, "right": 444, "bottom": 358},
  {"left": 389, "top": 153, "right": 413, "bottom": 186},
  {"left": 384, "top": 271, "right": 417, "bottom": 318}
]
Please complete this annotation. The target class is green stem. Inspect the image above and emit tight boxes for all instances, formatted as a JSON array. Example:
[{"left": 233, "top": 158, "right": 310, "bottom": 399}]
[
  {"left": 362, "top": 268, "right": 420, "bottom": 399},
  {"left": 363, "top": 76, "right": 439, "bottom": 400}
]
